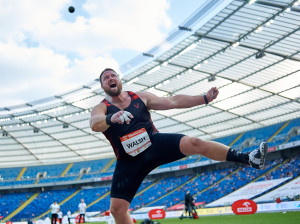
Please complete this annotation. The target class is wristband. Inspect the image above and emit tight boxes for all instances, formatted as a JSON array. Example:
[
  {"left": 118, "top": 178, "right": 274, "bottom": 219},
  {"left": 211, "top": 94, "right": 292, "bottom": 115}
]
[
  {"left": 204, "top": 94, "right": 208, "bottom": 104},
  {"left": 106, "top": 114, "right": 114, "bottom": 125}
]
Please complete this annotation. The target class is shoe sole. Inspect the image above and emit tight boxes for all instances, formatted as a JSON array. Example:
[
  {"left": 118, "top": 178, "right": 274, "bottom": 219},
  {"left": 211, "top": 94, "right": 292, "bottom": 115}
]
[{"left": 259, "top": 142, "right": 268, "bottom": 168}]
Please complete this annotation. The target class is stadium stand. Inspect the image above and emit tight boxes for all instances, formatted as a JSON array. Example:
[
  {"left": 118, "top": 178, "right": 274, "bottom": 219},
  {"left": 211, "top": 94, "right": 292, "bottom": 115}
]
[
  {"left": 147, "top": 159, "right": 278, "bottom": 208},
  {"left": 80, "top": 172, "right": 114, "bottom": 180},
  {"left": 13, "top": 189, "right": 76, "bottom": 221},
  {"left": 158, "top": 155, "right": 201, "bottom": 169},
  {"left": 255, "top": 176, "right": 300, "bottom": 203},
  {"left": 149, "top": 169, "right": 231, "bottom": 207},
  {"left": 61, "top": 186, "right": 110, "bottom": 215},
  {"left": 232, "top": 123, "right": 283, "bottom": 149},
  {"left": 258, "top": 156, "right": 300, "bottom": 181},
  {"left": 66, "top": 159, "right": 111, "bottom": 176},
  {"left": 0, "top": 167, "right": 23, "bottom": 181},
  {"left": 0, "top": 117, "right": 299, "bottom": 189},
  {"left": 38, "top": 176, "right": 78, "bottom": 184},
  {"left": 105, "top": 160, "right": 117, "bottom": 173},
  {"left": 0, "top": 192, "right": 34, "bottom": 220},
  {"left": 0, "top": 180, "right": 35, "bottom": 187},
  {"left": 130, "top": 176, "right": 191, "bottom": 210},
  {"left": 22, "top": 164, "right": 68, "bottom": 179},
  {"left": 1, "top": 148, "right": 299, "bottom": 221}
]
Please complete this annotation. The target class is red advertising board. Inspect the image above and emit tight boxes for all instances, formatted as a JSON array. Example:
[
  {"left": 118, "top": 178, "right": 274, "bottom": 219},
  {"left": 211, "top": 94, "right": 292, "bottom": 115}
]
[
  {"left": 101, "top": 176, "right": 113, "bottom": 181},
  {"left": 179, "top": 165, "right": 187, "bottom": 169},
  {"left": 232, "top": 199, "right": 257, "bottom": 215},
  {"left": 148, "top": 209, "right": 166, "bottom": 219},
  {"left": 268, "top": 146, "right": 276, "bottom": 152}
]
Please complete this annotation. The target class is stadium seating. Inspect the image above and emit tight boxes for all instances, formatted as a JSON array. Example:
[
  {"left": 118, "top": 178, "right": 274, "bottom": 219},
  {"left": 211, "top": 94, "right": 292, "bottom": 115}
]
[
  {"left": 85, "top": 193, "right": 111, "bottom": 213},
  {"left": 66, "top": 159, "right": 111, "bottom": 176},
  {"left": 148, "top": 160, "right": 277, "bottom": 208},
  {"left": 0, "top": 118, "right": 299, "bottom": 188},
  {"left": 61, "top": 186, "right": 110, "bottom": 214},
  {"left": 0, "top": 180, "right": 35, "bottom": 187},
  {"left": 38, "top": 176, "right": 78, "bottom": 184},
  {"left": 1, "top": 154, "right": 300, "bottom": 221},
  {"left": 149, "top": 170, "right": 230, "bottom": 207},
  {"left": 197, "top": 164, "right": 276, "bottom": 204},
  {"left": 0, "top": 167, "right": 23, "bottom": 181},
  {"left": 22, "top": 164, "right": 68, "bottom": 179},
  {"left": 0, "top": 192, "right": 34, "bottom": 220},
  {"left": 130, "top": 175, "right": 191, "bottom": 209},
  {"left": 105, "top": 161, "right": 117, "bottom": 173},
  {"left": 13, "top": 189, "right": 76, "bottom": 221},
  {"left": 213, "top": 134, "right": 241, "bottom": 147},
  {"left": 158, "top": 155, "right": 201, "bottom": 169},
  {"left": 80, "top": 172, "right": 114, "bottom": 180},
  {"left": 258, "top": 155, "right": 300, "bottom": 181},
  {"left": 90, "top": 180, "right": 154, "bottom": 212},
  {"left": 0, "top": 118, "right": 300, "bottom": 221}
]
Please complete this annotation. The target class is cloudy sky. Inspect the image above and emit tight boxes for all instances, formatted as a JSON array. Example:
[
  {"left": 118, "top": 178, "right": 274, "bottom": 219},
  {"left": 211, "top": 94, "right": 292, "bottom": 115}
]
[{"left": 0, "top": 0, "right": 204, "bottom": 108}]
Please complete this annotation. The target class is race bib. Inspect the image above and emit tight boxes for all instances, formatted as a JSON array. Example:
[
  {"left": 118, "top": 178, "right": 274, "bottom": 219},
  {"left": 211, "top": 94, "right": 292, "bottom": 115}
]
[{"left": 120, "top": 128, "right": 151, "bottom": 156}]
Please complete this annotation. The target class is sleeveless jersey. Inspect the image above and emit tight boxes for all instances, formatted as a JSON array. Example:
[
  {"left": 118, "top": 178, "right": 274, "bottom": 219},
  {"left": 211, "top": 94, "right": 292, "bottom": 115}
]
[{"left": 102, "top": 91, "right": 158, "bottom": 159}]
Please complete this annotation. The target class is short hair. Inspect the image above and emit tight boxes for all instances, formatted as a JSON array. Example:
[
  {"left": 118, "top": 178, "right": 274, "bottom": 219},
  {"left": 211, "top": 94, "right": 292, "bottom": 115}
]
[{"left": 99, "top": 68, "right": 117, "bottom": 85}]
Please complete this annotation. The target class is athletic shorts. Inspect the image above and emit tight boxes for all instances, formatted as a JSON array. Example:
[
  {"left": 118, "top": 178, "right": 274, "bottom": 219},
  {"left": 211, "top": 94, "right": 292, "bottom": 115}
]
[{"left": 110, "top": 133, "right": 186, "bottom": 203}]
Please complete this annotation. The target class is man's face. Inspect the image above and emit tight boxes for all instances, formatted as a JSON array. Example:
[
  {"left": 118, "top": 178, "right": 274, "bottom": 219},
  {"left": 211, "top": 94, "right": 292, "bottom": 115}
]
[
  {"left": 101, "top": 70, "right": 122, "bottom": 96},
  {"left": 81, "top": 199, "right": 84, "bottom": 203}
]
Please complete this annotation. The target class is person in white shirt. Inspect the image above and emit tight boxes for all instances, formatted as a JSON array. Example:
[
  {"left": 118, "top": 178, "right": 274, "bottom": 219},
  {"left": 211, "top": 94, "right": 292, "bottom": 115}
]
[
  {"left": 50, "top": 201, "right": 60, "bottom": 224},
  {"left": 57, "top": 210, "right": 63, "bottom": 224},
  {"left": 78, "top": 199, "right": 86, "bottom": 223},
  {"left": 67, "top": 210, "right": 71, "bottom": 224}
]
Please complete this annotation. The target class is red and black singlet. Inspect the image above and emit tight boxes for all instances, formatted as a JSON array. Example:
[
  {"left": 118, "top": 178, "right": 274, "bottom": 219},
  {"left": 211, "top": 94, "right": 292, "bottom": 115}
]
[{"left": 102, "top": 91, "right": 158, "bottom": 159}]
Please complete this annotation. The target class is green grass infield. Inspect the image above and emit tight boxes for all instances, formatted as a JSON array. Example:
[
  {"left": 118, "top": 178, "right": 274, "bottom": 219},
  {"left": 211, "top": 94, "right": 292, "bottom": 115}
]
[{"left": 84, "top": 211, "right": 300, "bottom": 224}]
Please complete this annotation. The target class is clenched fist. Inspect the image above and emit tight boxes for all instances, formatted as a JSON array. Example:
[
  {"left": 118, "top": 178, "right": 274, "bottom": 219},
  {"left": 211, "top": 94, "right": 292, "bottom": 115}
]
[{"left": 206, "top": 87, "right": 219, "bottom": 103}]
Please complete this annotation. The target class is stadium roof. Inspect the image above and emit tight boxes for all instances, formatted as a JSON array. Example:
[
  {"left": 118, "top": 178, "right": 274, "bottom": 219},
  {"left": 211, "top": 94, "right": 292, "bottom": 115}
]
[{"left": 0, "top": 0, "right": 299, "bottom": 167}]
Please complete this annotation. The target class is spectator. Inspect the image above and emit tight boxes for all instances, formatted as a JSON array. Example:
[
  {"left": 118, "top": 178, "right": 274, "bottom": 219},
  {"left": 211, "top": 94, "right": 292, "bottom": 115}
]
[
  {"left": 78, "top": 199, "right": 86, "bottom": 223},
  {"left": 67, "top": 210, "right": 71, "bottom": 224},
  {"left": 50, "top": 201, "right": 59, "bottom": 224}
]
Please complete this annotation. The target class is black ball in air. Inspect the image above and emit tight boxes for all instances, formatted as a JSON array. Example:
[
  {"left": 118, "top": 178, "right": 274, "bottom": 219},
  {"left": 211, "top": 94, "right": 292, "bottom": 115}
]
[{"left": 68, "top": 6, "right": 75, "bottom": 13}]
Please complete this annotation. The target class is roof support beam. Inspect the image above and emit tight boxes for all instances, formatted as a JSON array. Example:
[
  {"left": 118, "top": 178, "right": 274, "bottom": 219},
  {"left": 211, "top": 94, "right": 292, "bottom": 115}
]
[
  {"left": 244, "top": 0, "right": 300, "bottom": 13},
  {"left": 198, "top": 35, "right": 300, "bottom": 62}
]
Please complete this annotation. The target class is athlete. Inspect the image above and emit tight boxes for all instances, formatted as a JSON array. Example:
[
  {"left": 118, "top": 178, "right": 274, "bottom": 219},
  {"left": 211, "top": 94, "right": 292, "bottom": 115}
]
[{"left": 90, "top": 68, "right": 268, "bottom": 224}]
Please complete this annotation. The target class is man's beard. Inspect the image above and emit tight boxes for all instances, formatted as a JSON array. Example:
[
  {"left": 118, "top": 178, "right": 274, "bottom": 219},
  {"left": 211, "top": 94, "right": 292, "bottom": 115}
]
[{"left": 103, "top": 86, "right": 122, "bottom": 96}]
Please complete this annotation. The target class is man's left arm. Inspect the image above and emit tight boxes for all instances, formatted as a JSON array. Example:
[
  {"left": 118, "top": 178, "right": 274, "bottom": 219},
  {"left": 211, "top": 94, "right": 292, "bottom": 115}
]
[{"left": 138, "top": 87, "right": 219, "bottom": 110}]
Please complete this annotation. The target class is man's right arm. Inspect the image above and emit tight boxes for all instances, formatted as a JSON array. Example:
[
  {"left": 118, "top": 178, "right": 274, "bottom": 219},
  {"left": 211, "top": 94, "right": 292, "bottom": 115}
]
[
  {"left": 90, "top": 103, "right": 110, "bottom": 132},
  {"left": 90, "top": 103, "right": 134, "bottom": 132}
]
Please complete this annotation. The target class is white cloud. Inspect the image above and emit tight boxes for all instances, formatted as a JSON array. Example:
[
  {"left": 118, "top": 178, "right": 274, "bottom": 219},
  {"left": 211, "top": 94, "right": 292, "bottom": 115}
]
[
  {"left": 0, "top": 0, "right": 171, "bottom": 107},
  {"left": 0, "top": 41, "right": 118, "bottom": 106},
  {"left": 39, "top": 0, "right": 171, "bottom": 56},
  {"left": 0, "top": 0, "right": 171, "bottom": 56},
  {"left": 62, "top": 55, "right": 120, "bottom": 87},
  {"left": 0, "top": 0, "right": 66, "bottom": 42},
  {"left": 82, "top": 0, "right": 171, "bottom": 52}
]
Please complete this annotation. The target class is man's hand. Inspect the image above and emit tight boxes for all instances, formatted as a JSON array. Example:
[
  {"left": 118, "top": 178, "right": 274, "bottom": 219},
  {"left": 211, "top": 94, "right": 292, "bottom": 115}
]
[
  {"left": 206, "top": 87, "right": 219, "bottom": 103},
  {"left": 111, "top": 111, "right": 134, "bottom": 124}
]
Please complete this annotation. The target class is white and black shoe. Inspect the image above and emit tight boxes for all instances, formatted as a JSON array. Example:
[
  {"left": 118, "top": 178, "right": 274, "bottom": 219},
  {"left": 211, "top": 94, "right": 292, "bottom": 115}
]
[{"left": 249, "top": 142, "right": 268, "bottom": 169}]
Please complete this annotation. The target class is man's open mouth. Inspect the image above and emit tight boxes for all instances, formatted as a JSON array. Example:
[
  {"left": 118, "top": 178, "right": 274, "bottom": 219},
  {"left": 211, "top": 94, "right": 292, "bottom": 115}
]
[{"left": 110, "top": 83, "right": 117, "bottom": 88}]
